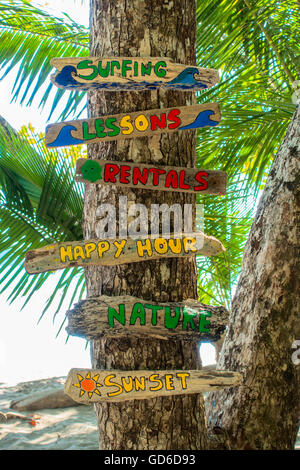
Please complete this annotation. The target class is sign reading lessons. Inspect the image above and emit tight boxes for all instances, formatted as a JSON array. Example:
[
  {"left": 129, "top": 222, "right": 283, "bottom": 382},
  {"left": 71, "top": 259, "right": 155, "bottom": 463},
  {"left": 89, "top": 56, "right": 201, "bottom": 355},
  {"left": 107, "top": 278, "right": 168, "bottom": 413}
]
[
  {"left": 65, "top": 368, "right": 242, "bottom": 404},
  {"left": 50, "top": 56, "right": 219, "bottom": 91},
  {"left": 66, "top": 295, "right": 229, "bottom": 343},
  {"left": 45, "top": 103, "right": 221, "bottom": 148},
  {"left": 75, "top": 158, "right": 227, "bottom": 195},
  {"left": 24, "top": 233, "right": 225, "bottom": 274}
]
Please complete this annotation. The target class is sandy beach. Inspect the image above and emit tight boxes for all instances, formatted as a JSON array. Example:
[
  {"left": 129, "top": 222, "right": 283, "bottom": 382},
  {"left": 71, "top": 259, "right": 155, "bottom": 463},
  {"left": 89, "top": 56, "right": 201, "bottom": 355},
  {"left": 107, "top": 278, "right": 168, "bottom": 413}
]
[
  {"left": 0, "top": 377, "right": 98, "bottom": 450},
  {"left": 0, "top": 376, "right": 299, "bottom": 450}
]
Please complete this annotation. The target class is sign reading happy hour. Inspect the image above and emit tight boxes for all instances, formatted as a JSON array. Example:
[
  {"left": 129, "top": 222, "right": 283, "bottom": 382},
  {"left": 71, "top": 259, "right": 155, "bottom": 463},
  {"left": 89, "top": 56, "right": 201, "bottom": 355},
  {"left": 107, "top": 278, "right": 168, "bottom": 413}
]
[
  {"left": 65, "top": 368, "right": 242, "bottom": 404},
  {"left": 24, "top": 233, "right": 225, "bottom": 274},
  {"left": 45, "top": 103, "right": 221, "bottom": 148},
  {"left": 66, "top": 295, "right": 229, "bottom": 343},
  {"left": 50, "top": 56, "right": 219, "bottom": 91},
  {"left": 75, "top": 158, "right": 227, "bottom": 195}
]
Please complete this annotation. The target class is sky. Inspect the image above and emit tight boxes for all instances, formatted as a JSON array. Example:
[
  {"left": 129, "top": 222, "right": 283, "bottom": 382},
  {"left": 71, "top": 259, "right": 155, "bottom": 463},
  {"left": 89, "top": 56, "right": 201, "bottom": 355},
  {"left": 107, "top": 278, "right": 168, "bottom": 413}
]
[{"left": 0, "top": 0, "right": 215, "bottom": 385}]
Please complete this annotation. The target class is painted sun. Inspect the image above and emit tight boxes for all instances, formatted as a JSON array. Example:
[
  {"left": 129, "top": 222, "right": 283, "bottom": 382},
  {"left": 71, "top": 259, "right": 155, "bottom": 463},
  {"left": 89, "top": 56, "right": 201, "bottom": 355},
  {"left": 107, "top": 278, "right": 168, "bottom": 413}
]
[{"left": 73, "top": 372, "right": 102, "bottom": 398}]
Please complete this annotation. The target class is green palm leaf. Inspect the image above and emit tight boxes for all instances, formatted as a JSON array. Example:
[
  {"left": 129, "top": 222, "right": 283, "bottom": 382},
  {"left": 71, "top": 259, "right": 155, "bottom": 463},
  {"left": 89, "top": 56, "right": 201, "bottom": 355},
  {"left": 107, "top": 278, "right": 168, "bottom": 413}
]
[
  {"left": 0, "top": 0, "right": 89, "bottom": 120},
  {"left": 0, "top": 117, "right": 86, "bottom": 329}
]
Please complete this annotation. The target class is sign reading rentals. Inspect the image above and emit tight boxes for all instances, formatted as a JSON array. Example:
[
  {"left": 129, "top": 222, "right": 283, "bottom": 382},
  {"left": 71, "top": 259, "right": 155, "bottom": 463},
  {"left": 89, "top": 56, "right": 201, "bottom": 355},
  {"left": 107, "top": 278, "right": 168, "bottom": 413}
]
[{"left": 76, "top": 158, "right": 227, "bottom": 195}]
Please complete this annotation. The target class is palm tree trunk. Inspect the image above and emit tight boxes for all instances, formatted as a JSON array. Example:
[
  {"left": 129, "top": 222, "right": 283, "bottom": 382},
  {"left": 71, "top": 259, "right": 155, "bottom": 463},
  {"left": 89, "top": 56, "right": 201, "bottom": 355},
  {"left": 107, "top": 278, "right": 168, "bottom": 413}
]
[
  {"left": 206, "top": 105, "right": 300, "bottom": 450},
  {"left": 83, "top": 0, "right": 208, "bottom": 449}
]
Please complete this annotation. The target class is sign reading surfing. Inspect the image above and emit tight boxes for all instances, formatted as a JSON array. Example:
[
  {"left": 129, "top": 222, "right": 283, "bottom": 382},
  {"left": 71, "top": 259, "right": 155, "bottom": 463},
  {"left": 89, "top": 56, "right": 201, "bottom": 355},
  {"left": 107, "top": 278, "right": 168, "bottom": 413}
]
[{"left": 50, "top": 56, "right": 219, "bottom": 91}]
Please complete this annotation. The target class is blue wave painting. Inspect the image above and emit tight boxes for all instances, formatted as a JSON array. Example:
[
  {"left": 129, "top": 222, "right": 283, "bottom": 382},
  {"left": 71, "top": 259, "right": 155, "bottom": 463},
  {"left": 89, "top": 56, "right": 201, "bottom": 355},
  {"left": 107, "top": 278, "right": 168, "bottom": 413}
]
[
  {"left": 46, "top": 125, "right": 84, "bottom": 147},
  {"left": 179, "top": 110, "right": 219, "bottom": 130},
  {"left": 54, "top": 66, "right": 81, "bottom": 88},
  {"left": 166, "top": 67, "right": 208, "bottom": 89},
  {"left": 53, "top": 65, "right": 209, "bottom": 91}
]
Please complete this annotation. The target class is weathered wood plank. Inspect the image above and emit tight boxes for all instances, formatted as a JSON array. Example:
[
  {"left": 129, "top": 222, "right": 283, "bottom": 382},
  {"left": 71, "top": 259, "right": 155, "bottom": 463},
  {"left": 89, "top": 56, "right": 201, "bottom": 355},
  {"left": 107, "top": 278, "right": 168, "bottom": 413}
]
[
  {"left": 24, "top": 233, "right": 226, "bottom": 274},
  {"left": 50, "top": 56, "right": 219, "bottom": 91},
  {"left": 75, "top": 158, "right": 227, "bottom": 195},
  {"left": 66, "top": 295, "right": 229, "bottom": 342},
  {"left": 45, "top": 103, "right": 221, "bottom": 148},
  {"left": 64, "top": 368, "right": 242, "bottom": 404}
]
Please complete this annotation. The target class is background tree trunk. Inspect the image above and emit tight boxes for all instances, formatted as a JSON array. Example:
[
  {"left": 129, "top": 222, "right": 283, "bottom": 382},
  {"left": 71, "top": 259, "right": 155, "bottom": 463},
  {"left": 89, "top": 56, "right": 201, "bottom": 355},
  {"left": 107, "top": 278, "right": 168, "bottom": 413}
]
[
  {"left": 206, "top": 105, "right": 300, "bottom": 450},
  {"left": 83, "top": 0, "right": 208, "bottom": 449}
]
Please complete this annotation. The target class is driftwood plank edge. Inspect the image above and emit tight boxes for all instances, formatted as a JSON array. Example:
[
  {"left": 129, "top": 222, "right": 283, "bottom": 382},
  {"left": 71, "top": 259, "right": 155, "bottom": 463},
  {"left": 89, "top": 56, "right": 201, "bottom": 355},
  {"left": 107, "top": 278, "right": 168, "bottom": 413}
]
[
  {"left": 45, "top": 103, "right": 221, "bottom": 148},
  {"left": 50, "top": 56, "right": 219, "bottom": 91},
  {"left": 24, "top": 233, "right": 226, "bottom": 274},
  {"left": 64, "top": 368, "right": 242, "bottom": 404},
  {"left": 66, "top": 295, "right": 229, "bottom": 342},
  {"left": 75, "top": 158, "right": 227, "bottom": 195}
]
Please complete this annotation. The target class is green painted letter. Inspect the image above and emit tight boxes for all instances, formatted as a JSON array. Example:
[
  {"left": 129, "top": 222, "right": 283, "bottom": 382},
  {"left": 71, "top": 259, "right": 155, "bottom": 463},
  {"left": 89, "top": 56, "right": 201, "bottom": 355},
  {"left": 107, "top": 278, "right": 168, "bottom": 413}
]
[
  {"left": 164, "top": 306, "right": 181, "bottom": 329},
  {"left": 95, "top": 119, "right": 107, "bottom": 138},
  {"left": 144, "top": 304, "right": 163, "bottom": 326},
  {"left": 108, "top": 304, "right": 125, "bottom": 327},
  {"left": 106, "top": 117, "right": 120, "bottom": 137},
  {"left": 82, "top": 122, "right": 97, "bottom": 140},
  {"left": 130, "top": 303, "right": 146, "bottom": 325},
  {"left": 98, "top": 60, "right": 110, "bottom": 78},
  {"left": 122, "top": 60, "right": 132, "bottom": 77},
  {"left": 141, "top": 62, "right": 152, "bottom": 76},
  {"left": 199, "top": 311, "right": 211, "bottom": 333},
  {"left": 77, "top": 60, "right": 98, "bottom": 80},
  {"left": 182, "top": 307, "right": 196, "bottom": 330},
  {"left": 111, "top": 60, "right": 121, "bottom": 76},
  {"left": 154, "top": 61, "right": 167, "bottom": 77}
]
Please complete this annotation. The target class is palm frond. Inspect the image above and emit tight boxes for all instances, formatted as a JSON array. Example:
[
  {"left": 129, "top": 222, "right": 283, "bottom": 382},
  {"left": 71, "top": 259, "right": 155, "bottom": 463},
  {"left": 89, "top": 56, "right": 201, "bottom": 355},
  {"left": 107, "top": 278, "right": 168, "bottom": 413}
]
[
  {"left": 0, "top": 117, "right": 86, "bottom": 325},
  {"left": 0, "top": 0, "right": 89, "bottom": 120},
  {"left": 196, "top": 177, "right": 255, "bottom": 308}
]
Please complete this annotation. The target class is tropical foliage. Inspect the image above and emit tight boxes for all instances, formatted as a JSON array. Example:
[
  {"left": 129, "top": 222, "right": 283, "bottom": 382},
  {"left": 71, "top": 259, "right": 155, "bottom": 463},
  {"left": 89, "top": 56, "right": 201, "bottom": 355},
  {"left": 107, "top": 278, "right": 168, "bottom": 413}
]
[
  {"left": 0, "top": 0, "right": 88, "bottom": 120},
  {"left": 0, "top": 118, "right": 86, "bottom": 332},
  {"left": 195, "top": 0, "right": 298, "bottom": 306},
  {"left": 0, "top": 0, "right": 298, "bottom": 321}
]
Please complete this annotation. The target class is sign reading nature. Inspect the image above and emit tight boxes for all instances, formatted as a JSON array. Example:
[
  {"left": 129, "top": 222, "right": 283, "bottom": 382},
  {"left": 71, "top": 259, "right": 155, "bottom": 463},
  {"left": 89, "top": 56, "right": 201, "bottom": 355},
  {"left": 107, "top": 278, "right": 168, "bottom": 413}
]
[
  {"left": 65, "top": 368, "right": 242, "bottom": 403},
  {"left": 45, "top": 103, "right": 221, "bottom": 148},
  {"left": 75, "top": 158, "right": 227, "bottom": 195},
  {"left": 50, "top": 57, "right": 219, "bottom": 91},
  {"left": 66, "top": 295, "right": 229, "bottom": 342},
  {"left": 24, "top": 233, "right": 226, "bottom": 274}
]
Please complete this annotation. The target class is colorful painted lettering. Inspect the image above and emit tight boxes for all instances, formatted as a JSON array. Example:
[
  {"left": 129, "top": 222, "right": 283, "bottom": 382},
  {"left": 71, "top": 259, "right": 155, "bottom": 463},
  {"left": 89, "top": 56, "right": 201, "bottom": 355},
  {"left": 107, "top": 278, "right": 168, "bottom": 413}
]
[
  {"left": 107, "top": 301, "right": 211, "bottom": 333},
  {"left": 50, "top": 57, "right": 219, "bottom": 92},
  {"left": 75, "top": 158, "right": 226, "bottom": 195},
  {"left": 64, "top": 368, "right": 242, "bottom": 403},
  {"left": 25, "top": 234, "right": 225, "bottom": 274},
  {"left": 45, "top": 104, "right": 221, "bottom": 148}
]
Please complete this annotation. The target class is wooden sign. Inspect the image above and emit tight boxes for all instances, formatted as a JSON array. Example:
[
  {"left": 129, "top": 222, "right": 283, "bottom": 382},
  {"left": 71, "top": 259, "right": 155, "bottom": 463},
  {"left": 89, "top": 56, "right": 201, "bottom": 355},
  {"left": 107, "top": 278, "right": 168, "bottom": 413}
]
[
  {"left": 45, "top": 103, "right": 221, "bottom": 148},
  {"left": 66, "top": 295, "right": 229, "bottom": 342},
  {"left": 50, "top": 57, "right": 219, "bottom": 91},
  {"left": 24, "top": 233, "right": 225, "bottom": 274},
  {"left": 65, "top": 368, "right": 242, "bottom": 404},
  {"left": 75, "top": 158, "right": 227, "bottom": 195}
]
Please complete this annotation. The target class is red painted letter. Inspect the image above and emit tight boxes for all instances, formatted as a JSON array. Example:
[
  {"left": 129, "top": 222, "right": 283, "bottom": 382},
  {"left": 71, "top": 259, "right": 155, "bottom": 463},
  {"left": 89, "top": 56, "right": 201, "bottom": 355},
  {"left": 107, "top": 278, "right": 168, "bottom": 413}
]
[
  {"left": 149, "top": 168, "right": 166, "bottom": 186},
  {"left": 120, "top": 165, "right": 131, "bottom": 184},
  {"left": 194, "top": 171, "right": 208, "bottom": 191},
  {"left": 104, "top": 163, "right": 120, "bottom": 183},
  {"left": 167, "top": 109, "right": 181, "bottom": 129},
  {"left": 179, "top": 170, "right": 190, "bottom": 189},
  {"left": 150, "top": 113, "right": 167, "bottom": 131},
  {"left": 165, "top": 170, "right": 178, "bottom": 189},
  {"left": 132, "top": 167, "right": 149, "bottom": 185}
]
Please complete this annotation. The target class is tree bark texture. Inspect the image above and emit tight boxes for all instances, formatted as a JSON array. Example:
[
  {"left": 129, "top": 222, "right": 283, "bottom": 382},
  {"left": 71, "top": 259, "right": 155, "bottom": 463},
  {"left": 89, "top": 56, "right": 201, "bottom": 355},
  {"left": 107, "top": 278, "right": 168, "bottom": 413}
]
[
  {"left": 206, "top": 106, "right": 300, "bottom": 450},
  {"left": 84, "top": 0, "right": 208, "bottom": 449}
]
